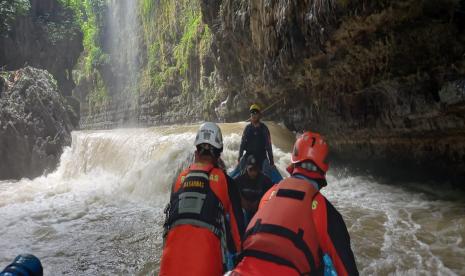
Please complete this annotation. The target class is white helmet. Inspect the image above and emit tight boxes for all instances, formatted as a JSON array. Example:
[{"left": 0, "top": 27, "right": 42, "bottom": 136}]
[{"left": 194, "top": 122, "right": 223, "bottom": 150}]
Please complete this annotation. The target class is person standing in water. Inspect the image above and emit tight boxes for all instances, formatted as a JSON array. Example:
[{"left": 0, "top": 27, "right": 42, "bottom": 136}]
[
  {"left": 231, "top": 132, "right": 358, "bottom": 276},
  {"left": 238, "top": 104, "right": 274, "bottom": 171},
  {"left": 160, "top": 122, "right": 245, "bottom": 276}
]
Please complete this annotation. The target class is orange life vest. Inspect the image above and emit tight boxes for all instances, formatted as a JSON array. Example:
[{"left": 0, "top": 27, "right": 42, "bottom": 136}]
[
  {"left": 163, "top": 163, "right": 230, "bottom": 266},
  {"left": 242, "top": 177, "right": 322, "bottom": 275}
]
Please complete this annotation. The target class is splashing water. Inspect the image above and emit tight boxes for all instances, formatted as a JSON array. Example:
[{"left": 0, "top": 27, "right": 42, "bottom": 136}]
[{"left": 0, "top": 123, "right": 464, "bottom": 275}]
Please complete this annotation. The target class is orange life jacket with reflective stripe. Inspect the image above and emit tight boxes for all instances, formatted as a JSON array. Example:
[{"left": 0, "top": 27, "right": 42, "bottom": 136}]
[
  {"left": 163, "top": 162, "right": 232, "bottom": 271},
  {"left": 242, "top": 177, "right": 322, "bottom": 275},
  {"left": 164, "top": 163, "right": 224, "bottom": 235}
]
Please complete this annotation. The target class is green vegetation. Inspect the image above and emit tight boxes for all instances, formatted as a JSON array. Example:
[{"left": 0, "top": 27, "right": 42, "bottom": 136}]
[
  {"left": 139, "top": 0, "right": 213, "bottom": 98},
  {"left": 57, "top": 0, "right": 214, "bottom": 115},
  {"left": 174, "top": 14, "right": 202, "bottom": 75},
  {"left": 59, "top": 0, "right": 109, "bottom": 109},
  {"left": 59, "top": 0, "right": 108, "bottom": 74},
  {"left": 0, "top": 0, "right": 30, "bottom": 35},
  {"left": 0, "top": 71, "right": 11, "bottom": 81},
  {"left": 86, "top": 70, "right": 108, "bottom": 110}
]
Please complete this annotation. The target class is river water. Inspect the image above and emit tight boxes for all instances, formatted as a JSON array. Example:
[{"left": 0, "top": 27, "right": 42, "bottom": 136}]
[{"left": 0, "top": 123, "right": 464, "bottom": 275}]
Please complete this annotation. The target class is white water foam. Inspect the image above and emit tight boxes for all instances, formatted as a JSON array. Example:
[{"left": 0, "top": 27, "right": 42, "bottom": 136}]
[
  {"left": 324, "top": 172, "right": 465, "bottom": 275},
  {"left": 0, "top": 124, "right": 464, "bottom": 275},
  {"left": 0, "top": 124, "right": 291, "bottom": 274}
]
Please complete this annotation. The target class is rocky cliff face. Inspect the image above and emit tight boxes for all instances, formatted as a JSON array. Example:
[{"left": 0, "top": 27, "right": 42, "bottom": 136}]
[
  {"left": 76, "top": 0, "right": 465, "bottom": 185},
  {"left": 0, "top": 0, "right": 83, "bottom": 180},
  {"left": 77, "top": 0, "right": 218, "bottom": 128},
  {"left": 0, "top": 0, "right": 83, "bottom": 97},
  {"left": 198, "top": 0, "right": 465, "bottom": 184},
  {"left": 0, "top": 67, "right": 76, "bottom": 180}
]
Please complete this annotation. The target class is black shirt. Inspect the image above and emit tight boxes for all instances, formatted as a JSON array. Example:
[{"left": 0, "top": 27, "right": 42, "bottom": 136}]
[
  {"left": 238, "top": 122, "right": 274, "bottom": 166},
  {"left": 235, "top": 172, "right": 273, "bottom": 204}
]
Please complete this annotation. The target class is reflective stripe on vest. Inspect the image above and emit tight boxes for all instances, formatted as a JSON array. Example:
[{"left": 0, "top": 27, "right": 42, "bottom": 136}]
[
  {"left": 185, "top": 171, "right": 210, "bottom": 180},
  {"left": 164, "top": 164, "right": 225, "bottom": 237},
  {"left": 242, "top": 177, "right": 321, "bottom": 275},
  {"left": 164, "top": 163, "right": 230, "bottom": 269}
]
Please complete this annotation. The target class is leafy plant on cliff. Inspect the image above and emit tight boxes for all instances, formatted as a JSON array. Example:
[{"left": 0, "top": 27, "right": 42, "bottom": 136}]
[
  {"left": 174, "top": 14, "right": 202, "bottom": 76},
  {"left": 0, "top": 0, "right": 30, "bottom": 35},
  {"left": 60, "top": 0, "right": 108, "bottom": 74},
  {"left": 59, "top": 0, "right": 109, "bottom": 109},
  {"left": 40, "top": 13, "right": 81, "bottom": 46},
  {"left": 139, "top": 0, "right": 213, "bottom": 100},
  {"left": 87, "top": 70, "right": 108, "bottom": 110}
]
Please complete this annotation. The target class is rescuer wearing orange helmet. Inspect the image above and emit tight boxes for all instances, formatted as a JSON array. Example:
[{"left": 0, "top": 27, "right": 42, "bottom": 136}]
[
  {"left": 230, "top": 131, "right": 359, "bottom": 276},
  {"left": 160, "top": 122, "right": 245, "bottom": 276}
]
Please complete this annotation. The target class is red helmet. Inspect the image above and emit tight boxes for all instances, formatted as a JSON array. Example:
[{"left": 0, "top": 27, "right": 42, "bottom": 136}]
[{"left": 290, "top": 132, "right": 329, "bottom": 173}]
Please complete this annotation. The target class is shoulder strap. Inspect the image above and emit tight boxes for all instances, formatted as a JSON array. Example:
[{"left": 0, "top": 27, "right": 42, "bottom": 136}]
[{"left": 245, "top": 219, "right": 317, "bottom": 274}]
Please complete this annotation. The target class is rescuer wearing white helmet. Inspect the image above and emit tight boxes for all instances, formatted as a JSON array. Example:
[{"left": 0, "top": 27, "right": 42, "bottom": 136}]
[{"left": 160, "top": 122, "right": 245, "bottom": 276}]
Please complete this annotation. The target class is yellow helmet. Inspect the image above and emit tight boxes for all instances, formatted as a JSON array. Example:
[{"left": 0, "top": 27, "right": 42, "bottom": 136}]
[{"left": 249, "top": 104, "right": 261, "bottom": 112}]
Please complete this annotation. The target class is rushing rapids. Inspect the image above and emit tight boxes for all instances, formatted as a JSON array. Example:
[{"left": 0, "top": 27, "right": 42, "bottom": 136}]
[{"left": 0, "top": 123, "right": 464, "bottom": 275}]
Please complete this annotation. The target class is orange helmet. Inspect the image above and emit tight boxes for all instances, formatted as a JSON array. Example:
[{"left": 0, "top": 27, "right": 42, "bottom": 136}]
[{"left": 290, "top": 132, "right": 329, "bottom": 173}]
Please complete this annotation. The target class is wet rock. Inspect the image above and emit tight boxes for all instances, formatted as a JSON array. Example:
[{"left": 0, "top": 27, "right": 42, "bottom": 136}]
[
  {"left": 439, "top": 80, "right": 465, "bottom": 106},
  {"left": 200, "top": 0, "right": 465, "bottom": 185},
  {"left": 78, "top": 0, "right": 465, "bottom": 185},
  {"left": 0, "top": 67, "right": 76, "bottom": 180}
]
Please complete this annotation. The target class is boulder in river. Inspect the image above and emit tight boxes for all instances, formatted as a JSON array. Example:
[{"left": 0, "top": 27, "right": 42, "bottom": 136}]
[{"left": 0, "top": 67, "right": 76, "bottom": 180}]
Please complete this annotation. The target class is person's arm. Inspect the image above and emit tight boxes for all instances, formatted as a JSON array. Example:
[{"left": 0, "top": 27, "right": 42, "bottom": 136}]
[
  {"left": 238, "top": 125, "right": 249, "bottom": 161},
  {"left": 261, "top": 174, "right": 274, "bottom": 193},
  {"left": 263, "top": 124, "right": 274, "bottom": 166},
  {"left": 226, "top": 175, "right": 246, "bottom": 245},
  {"left": 257, "top": 184, "right": 278, "bottom": 209},
  {"left": 313, "top": 194, "right": 359, "bottom": 276}
]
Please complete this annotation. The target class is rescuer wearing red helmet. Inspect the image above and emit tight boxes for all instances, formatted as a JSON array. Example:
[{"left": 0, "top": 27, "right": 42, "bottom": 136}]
[{"left": 230, "top": 131, "right": 359, "bottom": 276}]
